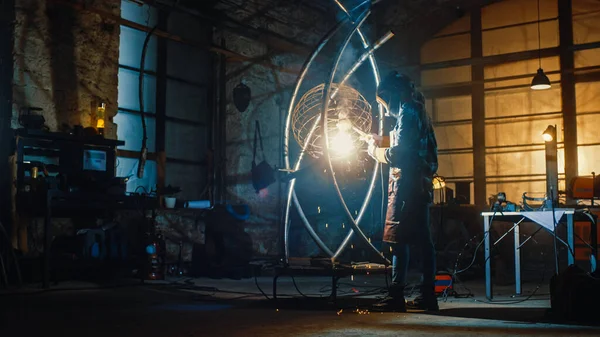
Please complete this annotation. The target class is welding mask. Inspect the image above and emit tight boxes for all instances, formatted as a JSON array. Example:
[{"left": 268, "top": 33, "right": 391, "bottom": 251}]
[{"left": 376, "top": 71, "right": 414, "bottom": 119}]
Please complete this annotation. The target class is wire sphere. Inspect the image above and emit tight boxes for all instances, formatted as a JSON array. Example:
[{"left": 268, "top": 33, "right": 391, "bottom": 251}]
[{"left": 291, "top": 83, "right": 372, "bottom": 159}]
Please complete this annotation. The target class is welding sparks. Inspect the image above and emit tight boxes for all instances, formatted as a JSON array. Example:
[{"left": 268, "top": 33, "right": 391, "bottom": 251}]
[
  {"left": 337, "top": 309, "right": 343, "bottom": 316},
  {"left": 330, "top": 130, "right": 355, "bottom": 158},
  {"left": 325, "top": 223, "right": 328, "bottom": 228},
  {"left": 318, "top": 206, "right": 321, "bottom": 213},
  {"left": 342, "top": 223, "right": 345, "bottom": 229}
]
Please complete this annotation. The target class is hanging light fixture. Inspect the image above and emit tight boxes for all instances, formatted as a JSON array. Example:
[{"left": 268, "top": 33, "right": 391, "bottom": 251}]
[{"left": 531, "top": 0, "right": 551, "bottom": 90}]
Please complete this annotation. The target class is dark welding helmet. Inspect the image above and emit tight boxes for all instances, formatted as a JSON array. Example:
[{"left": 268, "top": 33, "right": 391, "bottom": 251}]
[{"left": 376, "top": 71, "right": 414, "bottom": 118}]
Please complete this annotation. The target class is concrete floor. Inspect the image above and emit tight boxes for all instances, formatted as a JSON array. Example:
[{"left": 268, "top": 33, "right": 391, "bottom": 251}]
[{"left": 1, "top": 274, "right": 599, "bottom": 337}]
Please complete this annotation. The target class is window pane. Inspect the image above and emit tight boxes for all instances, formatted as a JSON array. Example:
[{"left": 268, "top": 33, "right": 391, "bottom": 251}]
[
  {"left": 113, "top": 111, "right": 156, "bottom": 152},
  {"left": 166, "top": 80, "right": 208, "bottom": 123},
  {"left": 438, "top": 153, "right": 473, "bottom": 178},
  {"left": 420, "top": 34, "right": 470, "bottom": 64},
  {"left": 434, "top": 95, "right": 472, "bottom": 122},
  {"left": 121, "top": 1, "right": 157, "bottom": 26},
  {"left": 166, "top": 122, "right": 208, "bottom": 162},
  {"left": 435, "top": 124, "right": 473, "bottom": 150},
  {"left": 118, "top": 68, "right": 156, "bottom": 113},
  {"left": 167, "top": 41, "right": 211, "bottom": 83},
  {"left": 482, "top": 0, "right": 557, "bottom": 30},
  {"left": 119, "top": 26, "right": 157, "bottom": 70},
  {"left": 482, "top": 21, "right": 559, "bottom": 57}
]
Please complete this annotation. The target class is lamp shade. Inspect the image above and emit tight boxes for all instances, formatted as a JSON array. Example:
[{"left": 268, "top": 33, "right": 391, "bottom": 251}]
[
  {"left": 542, "top": 125, "right": 556, "bottom": 142},
  {"left": 531, "top": 68, "right": 551, "bottom": 90}
]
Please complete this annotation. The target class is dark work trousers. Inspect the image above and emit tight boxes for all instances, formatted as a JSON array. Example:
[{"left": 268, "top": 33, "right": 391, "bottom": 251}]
[{"left": 383, "top": 176, "right": 436, "bottom": 298}]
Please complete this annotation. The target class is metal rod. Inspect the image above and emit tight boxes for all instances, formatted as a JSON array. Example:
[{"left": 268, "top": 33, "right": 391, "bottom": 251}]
[
  {"left": 331, "top": 5, "right": 387, "bottom": 261},
  {"left": 282, "top": 19, "right": 348, "bottom": 263},
  {"left": 322, "top": 10, "right": 389, "bottom": 264},
  {"left": 493, "top": 218, "right": 525, "bottom": 246}
]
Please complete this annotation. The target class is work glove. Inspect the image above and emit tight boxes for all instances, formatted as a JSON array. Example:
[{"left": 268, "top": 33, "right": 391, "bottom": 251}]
[{"left": 367, "top": 136, "right": 388, "bottom": 164}]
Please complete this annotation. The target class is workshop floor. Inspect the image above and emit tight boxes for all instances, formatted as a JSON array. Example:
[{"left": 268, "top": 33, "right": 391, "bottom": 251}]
[{"left": 1, "top": 274, "right": 599, "bottom": 337}]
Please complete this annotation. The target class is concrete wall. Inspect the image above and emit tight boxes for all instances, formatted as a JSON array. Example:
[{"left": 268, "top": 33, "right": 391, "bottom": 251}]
[{"left": 12, "top": 0, "right": 120, "bottom": 138}]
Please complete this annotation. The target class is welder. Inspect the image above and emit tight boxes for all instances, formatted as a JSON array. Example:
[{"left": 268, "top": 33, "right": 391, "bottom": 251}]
[{"left": 368, "top": 72, "right": 439, "bottom": 312}]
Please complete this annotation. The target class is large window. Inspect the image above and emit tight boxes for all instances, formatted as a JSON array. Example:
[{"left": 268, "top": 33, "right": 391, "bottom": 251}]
[
  {"left": 419, "top": 0, "right": 600, "bottom": 205},
  {"left": 116, "top": 1, "right": 212, "bottom": 200},
  {"left": 115, "top": 1, "right": 158, "bottom": 194}
]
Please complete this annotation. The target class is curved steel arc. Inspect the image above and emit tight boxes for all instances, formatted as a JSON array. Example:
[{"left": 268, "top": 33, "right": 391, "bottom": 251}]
[
  {"left": 321, "top": 10, "right": 389, "bottom": 264},
  {"left": 285, "top": 35, "right": 389, "bottom": 261},
  {"left": 283, "top": 19, "right": 348, "bottom": 262},
  {"left": 331, "top": 0, "right": 386, "bottom": 261},
  {"left": 283, "top": 0, "right": 389, "bottom": 264}
]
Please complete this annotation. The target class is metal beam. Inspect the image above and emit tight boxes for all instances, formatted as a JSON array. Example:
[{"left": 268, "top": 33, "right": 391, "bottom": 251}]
[
  {"left": 470, "top": 7, "right": 486, "bottom": 207},
  {"left": 559, "top": 0, "right": 578, "bottom": 203}
]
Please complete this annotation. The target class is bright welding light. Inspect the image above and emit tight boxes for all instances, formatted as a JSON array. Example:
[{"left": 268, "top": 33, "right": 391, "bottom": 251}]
[{"left": 330, "top": 130, "right": 355, "bottom": 157}]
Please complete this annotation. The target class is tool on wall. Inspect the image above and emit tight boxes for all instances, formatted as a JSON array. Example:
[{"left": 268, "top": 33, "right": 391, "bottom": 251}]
[
  {"left": 251, "top": 120, "right": 275, "bottom": 194},
  {"left": 233, "top": 82, "right": 251, "bottom": 113}
]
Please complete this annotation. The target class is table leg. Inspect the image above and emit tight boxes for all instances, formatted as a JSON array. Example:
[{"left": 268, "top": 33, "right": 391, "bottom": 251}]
[
  {"left": 484, "top": 215, "right": 492, "bottom": 300},
  {"left": 43, "top": 194, "right": 51, "bottom": 289},
  {"left": 567, "top": 213, "right": 574, "bottom": 266},
  {"left": 514, "top": 223, "right": 521, "bottom": 295},
  {"left": 331, "top": 274, "right": 337, "bottom": 305}
]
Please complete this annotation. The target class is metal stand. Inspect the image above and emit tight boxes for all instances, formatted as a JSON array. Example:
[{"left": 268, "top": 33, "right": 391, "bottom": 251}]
[{"left": 482, "top": 210, "right": 575, "bottom": 300}]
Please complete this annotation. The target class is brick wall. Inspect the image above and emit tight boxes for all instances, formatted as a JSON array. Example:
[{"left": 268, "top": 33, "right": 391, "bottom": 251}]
[{"left": 12, "top": 0, "right": 120, "bottom": 138}]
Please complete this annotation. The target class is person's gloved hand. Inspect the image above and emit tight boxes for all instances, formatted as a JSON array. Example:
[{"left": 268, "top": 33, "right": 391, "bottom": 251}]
[
  {"left": 367, "top": 137, "right": 378, "bottom": 159},
  {"left": 367, "top": 137, "right": 389, "bottom": 164}
]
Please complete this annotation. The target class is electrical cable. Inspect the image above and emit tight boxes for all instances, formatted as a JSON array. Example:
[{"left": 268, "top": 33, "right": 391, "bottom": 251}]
[
  {"left": 253, "top": 268, "right": 272, "bottom": 300},
  {"left": 137, "top": 23, "right": 157, "bottom": 179}
]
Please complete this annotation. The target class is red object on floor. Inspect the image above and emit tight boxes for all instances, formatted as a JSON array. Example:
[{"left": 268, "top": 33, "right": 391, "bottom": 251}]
[{"left": 435, "top": 273, "right": 453, "bottom": 294}]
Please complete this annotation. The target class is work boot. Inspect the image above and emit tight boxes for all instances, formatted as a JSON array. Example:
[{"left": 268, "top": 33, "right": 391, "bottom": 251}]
[
  {"left": 407, "top": 284, "right": 439, "bottom": 311},
  {"left": 372, "top": 296, "right": 407, "bottom": 312},
  {"left": 372, "top": 286, "right": 406, "bottom": 312}
]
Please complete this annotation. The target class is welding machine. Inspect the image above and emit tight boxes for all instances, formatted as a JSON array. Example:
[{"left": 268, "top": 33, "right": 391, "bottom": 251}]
[{"left": 435, "top": 272, "right": 453, "bottom": 295}]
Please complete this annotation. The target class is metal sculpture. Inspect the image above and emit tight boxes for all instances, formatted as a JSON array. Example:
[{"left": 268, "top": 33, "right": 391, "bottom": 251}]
[{"left": 283, "top": 0, "right": 393, "bottom": 265}]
